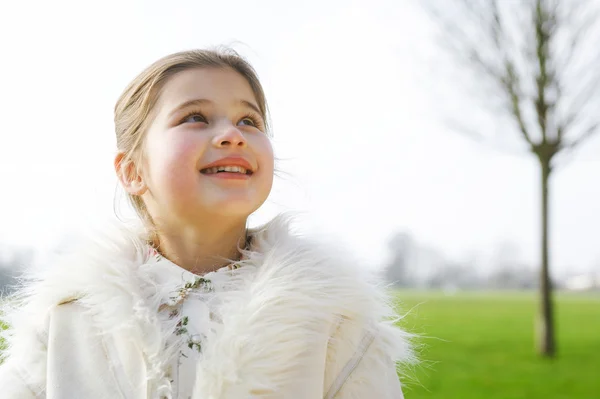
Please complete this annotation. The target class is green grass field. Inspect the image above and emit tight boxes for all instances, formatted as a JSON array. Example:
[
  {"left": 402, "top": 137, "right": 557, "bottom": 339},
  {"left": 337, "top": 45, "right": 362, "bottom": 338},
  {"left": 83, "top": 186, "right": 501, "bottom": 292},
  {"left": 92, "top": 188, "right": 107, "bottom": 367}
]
[{"left": 396, "top": 291, "right": 600, "bottom": 399}]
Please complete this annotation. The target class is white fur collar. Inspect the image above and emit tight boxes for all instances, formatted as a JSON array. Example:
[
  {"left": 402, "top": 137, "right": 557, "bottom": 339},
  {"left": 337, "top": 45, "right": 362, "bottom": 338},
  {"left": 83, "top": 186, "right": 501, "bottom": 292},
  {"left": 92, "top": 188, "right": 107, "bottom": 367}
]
[{"left": 1, "top": 214, "right": 412, "bottom": 398}]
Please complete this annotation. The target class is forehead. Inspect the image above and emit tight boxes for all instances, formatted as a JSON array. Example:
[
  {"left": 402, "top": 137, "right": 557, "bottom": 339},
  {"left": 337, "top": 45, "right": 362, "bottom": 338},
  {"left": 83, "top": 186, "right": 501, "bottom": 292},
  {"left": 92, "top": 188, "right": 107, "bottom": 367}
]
[{"left": 157, "top": 67, "right": 258, "bottom": 111}]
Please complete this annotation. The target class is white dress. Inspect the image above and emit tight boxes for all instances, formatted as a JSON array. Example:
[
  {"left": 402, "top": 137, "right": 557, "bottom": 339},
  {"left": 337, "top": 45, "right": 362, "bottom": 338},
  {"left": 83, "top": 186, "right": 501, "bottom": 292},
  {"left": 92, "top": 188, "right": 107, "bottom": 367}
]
[{"left": 146, "top": 249, "right": 244, "bottom": 399}]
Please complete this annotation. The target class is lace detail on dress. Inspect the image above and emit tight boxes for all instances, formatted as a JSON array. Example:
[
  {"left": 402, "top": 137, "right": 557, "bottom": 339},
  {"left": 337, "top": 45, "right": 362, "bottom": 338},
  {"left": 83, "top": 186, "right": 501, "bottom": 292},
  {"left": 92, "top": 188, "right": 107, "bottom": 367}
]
[{"left": 146, "top": 244, "right": 250, "bottom": 398}]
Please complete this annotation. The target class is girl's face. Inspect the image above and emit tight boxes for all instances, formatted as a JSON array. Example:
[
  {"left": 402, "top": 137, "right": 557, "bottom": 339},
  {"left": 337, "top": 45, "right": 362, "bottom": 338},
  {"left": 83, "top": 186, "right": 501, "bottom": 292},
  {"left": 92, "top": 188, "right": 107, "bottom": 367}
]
[{"left": 139, "top": 67, "right": 274, "bottom": 224}]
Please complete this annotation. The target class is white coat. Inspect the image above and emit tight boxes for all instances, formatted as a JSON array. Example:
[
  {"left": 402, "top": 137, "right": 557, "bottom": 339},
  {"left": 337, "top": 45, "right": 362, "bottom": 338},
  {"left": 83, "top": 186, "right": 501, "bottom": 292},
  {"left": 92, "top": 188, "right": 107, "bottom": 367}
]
[{"left": 0, "top": 215, "right": 414, "bottom": 398}]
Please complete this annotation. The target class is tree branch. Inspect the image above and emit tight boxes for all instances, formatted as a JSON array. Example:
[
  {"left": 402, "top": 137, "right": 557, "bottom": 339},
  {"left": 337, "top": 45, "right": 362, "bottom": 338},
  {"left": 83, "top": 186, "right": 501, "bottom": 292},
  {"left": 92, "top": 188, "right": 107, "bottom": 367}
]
[
  {"left": 503, "top": 60, "right": 535, "bottom": 148},
  {"left": 533, "top": 0, "right": 554, "bottom": 142},
  {"left": 565, "top": 122, "right": 600, "bottom": 151},
  {"left": 444, "top": 117, "right": 530, "bottom": 156},
  {"left": 554, "top": 1, "right": 597, "bottom": 74}
]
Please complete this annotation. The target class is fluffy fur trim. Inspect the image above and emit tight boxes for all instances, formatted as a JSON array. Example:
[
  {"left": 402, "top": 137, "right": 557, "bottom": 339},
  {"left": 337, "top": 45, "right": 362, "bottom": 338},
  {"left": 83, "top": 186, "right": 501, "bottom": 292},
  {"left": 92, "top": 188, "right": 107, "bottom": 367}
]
[{"left": 0, "top": 214, "right": 414, "bottom": 398}]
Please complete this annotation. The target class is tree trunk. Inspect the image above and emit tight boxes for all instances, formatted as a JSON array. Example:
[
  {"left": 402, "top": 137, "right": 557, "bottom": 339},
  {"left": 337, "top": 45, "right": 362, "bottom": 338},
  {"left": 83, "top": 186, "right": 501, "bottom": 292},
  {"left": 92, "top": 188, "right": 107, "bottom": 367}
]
[{"left": 537, "top": 158, "right": 556, "bottom": 357}]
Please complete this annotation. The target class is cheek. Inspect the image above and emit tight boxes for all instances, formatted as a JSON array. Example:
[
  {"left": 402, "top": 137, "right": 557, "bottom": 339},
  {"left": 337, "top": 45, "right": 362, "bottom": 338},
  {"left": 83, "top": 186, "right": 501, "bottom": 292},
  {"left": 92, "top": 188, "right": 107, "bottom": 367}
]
[
  {"left": 256, "top": 137, "right": 275, "bottom": 175},
  {"left": 257, "top": 139, "right": 275, "bottom": 197},
  {"left": 147, "top": 133, "right": 202, "bottom": 188}
]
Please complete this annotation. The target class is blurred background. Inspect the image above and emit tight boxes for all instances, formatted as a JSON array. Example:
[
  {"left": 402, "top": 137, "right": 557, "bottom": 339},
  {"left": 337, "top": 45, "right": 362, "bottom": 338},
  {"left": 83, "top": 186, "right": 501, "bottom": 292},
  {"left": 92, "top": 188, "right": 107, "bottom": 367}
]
[{"left": 0, "top": 0, "right": 598, "bottom": 397}]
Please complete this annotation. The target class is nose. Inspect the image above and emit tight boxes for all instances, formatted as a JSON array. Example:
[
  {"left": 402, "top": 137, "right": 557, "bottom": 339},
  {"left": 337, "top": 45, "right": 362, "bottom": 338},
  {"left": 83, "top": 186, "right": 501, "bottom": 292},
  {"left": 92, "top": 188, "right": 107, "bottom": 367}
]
[{"left": 212, "top": 122, "right": 247, "bottom": 148}]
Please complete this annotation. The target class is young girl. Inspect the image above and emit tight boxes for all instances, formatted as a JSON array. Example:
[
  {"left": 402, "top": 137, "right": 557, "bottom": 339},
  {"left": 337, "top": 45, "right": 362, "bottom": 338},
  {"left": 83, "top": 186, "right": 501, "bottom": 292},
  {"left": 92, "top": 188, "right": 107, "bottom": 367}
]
[{"left": 0, "top": 48, "right": 414, "bottom": 398}]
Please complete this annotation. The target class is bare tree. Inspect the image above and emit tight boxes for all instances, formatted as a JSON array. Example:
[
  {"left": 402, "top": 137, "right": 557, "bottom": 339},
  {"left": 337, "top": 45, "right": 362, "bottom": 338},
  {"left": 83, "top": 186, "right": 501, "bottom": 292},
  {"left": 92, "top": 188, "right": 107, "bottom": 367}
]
[{"left": 422, "top": 0, "right": 600, "bottom": 357}]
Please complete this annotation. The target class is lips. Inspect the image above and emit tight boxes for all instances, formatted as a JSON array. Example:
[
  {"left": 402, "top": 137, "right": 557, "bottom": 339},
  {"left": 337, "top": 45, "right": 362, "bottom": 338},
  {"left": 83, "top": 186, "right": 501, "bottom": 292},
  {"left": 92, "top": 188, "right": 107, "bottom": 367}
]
[
  {"left": 200, "top": 157, "right": 255, "bottom": 176},
  {"left": 202, "top": 165, "right": 250, "bottom": 175}
]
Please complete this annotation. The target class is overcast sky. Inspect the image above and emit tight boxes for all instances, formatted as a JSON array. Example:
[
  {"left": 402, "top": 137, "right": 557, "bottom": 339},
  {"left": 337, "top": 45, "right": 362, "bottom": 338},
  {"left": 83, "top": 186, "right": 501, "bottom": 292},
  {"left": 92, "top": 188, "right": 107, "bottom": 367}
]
[{"left": 1, "top": 0, "right": 599, "bottom": 275}]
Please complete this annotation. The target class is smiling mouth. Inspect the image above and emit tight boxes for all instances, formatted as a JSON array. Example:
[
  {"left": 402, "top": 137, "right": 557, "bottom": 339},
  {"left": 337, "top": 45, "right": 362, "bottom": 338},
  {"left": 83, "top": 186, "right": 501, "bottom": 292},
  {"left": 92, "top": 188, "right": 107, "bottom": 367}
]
[{"left": 200, "top": 165, "right": 254, "bottom": 176}]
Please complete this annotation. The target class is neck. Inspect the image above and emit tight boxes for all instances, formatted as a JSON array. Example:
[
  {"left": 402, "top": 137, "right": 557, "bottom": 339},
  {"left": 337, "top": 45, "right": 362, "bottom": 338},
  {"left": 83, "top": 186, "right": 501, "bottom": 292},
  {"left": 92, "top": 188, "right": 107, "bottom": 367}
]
[{"left": 154, "top": 216, "right": 248, "bottom": 275}]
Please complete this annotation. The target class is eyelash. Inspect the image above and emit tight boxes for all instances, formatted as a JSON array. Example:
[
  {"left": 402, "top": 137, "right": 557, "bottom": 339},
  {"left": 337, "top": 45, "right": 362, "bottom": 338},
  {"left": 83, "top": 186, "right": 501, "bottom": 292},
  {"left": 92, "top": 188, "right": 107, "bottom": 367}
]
[{"left": 178, "top": 110, "right": 264, "bottom": 131}]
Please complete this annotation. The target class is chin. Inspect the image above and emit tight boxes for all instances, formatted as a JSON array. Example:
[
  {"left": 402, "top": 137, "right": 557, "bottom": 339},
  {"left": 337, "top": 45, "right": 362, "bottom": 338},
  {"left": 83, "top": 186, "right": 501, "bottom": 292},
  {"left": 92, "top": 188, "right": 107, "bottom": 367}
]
[{"left": 205, "top": 197, "right": 264, "bottom": 219}]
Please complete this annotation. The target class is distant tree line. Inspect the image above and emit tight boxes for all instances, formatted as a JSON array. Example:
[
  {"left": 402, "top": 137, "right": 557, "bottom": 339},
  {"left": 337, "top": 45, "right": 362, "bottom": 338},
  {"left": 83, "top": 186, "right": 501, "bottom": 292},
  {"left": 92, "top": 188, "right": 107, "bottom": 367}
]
[
  {"left": 384, "top": 232, "right": 556, "bottom": 291},
  {"left": 0, "top": 246, "right": 33, "bottom": 295}
]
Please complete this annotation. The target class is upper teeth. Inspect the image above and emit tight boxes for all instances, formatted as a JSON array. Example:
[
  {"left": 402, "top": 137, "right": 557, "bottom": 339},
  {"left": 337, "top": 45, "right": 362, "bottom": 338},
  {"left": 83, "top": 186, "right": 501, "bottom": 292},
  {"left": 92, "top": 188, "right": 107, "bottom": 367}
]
[{"left": 204, "top": 165, "right": 248, "bottom": 174}]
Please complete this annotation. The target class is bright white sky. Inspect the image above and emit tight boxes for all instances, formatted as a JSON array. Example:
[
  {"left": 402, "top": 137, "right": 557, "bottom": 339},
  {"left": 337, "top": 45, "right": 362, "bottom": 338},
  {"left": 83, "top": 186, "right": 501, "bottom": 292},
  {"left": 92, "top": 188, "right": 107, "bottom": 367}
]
[{"left": 0, "top": 0, "right": 599, "bottom": 276}]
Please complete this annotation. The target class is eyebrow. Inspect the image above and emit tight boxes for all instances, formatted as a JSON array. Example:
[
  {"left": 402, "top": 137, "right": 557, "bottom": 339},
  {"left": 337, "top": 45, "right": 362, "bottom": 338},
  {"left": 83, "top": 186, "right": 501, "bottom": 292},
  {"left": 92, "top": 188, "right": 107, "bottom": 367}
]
[{"left": 168, "top": 98, "right": 263, "bottom": 119}]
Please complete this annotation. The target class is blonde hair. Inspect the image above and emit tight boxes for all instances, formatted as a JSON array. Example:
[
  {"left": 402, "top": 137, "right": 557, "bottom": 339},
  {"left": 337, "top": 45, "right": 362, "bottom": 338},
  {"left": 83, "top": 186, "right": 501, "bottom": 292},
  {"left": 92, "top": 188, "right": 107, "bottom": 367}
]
[{"left": 114, "top": 48, "right": 269, "bottom": 226}]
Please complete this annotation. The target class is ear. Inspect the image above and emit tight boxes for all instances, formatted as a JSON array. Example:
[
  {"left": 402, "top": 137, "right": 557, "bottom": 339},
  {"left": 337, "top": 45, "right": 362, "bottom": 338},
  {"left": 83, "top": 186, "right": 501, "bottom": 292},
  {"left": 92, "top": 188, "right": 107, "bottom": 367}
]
[{"left": 114, "top": 152, "right": 147, "bottom": 196}]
